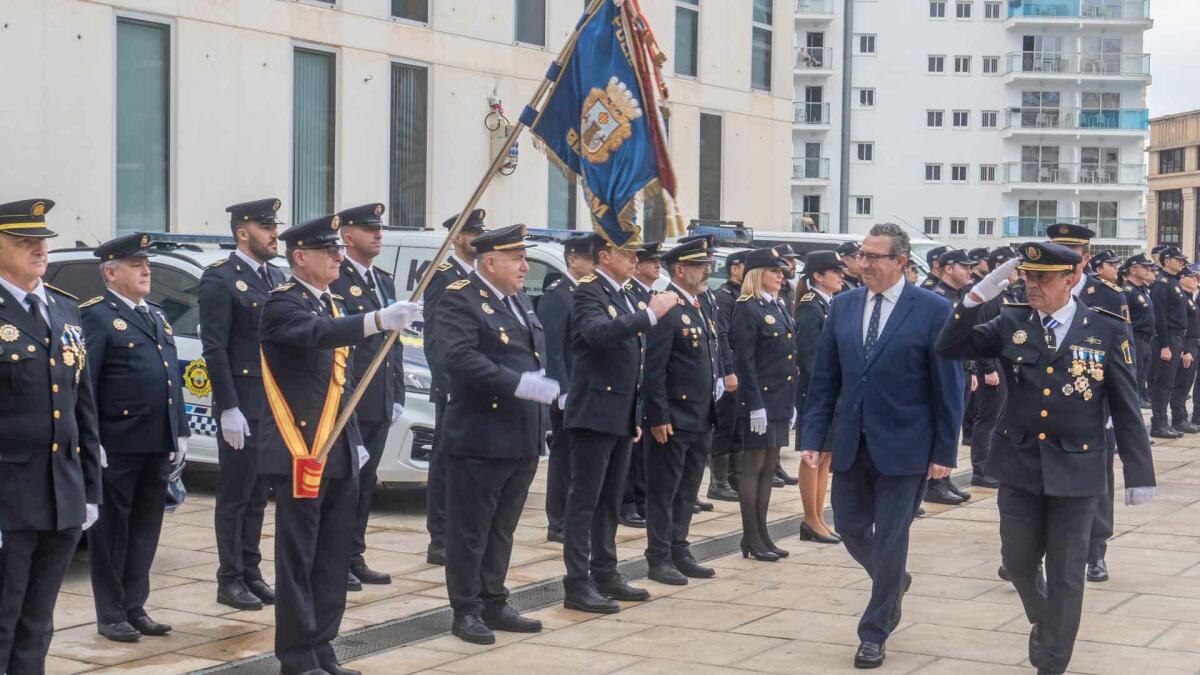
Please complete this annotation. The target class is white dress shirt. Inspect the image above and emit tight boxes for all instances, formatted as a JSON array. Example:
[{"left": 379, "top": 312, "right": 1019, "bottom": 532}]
[
  {"left": 293, "top": 276, "right": 382, "bottom": 337},
  {"left": 813, "top": 286, "right": 834, "bottom": 305},
  {"left": 475, "top": 272, "right": 527, "bottom": 328},
  {"left": 346, "top": 255, "right": 385, "bottom": 306},
  {"left": 0, "top": 275, "right": 49, "bottom": 322},
  {"left": 234, "top": 249, "right": 270, "bottom": 280},
  {"left": 1036, "top": 297, "right": 1077, "bottom": 349},
  {"left": 862, "top": 276, "right": 907, "bottom": 343},
  {"left": 596, "top": 269, "right": 657, "bottom": 326},
  {"left": 109, "top": 289, "right": 149, "bottom": 312}
]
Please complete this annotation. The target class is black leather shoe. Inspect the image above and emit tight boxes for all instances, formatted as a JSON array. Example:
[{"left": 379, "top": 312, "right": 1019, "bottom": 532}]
[
  {"left": 924, "top": 480, "right": 964, "bottom": 505},
  {"left": 707, "top": 480, "right": 739, "bottom": 501},
  {"left": 647, "top": 562, "right": 688, "bottom": 586},
  {"left": 596, "top": 574, "right": 651, "bottom": 601},
  {"left": 673, "top": 555, "right": 716, "bottom": 579},
  {"left": 695, "top": 498, "right": 714, "bottom": 511},
  {"left": 563, "top": 583, "right": 620, "bottom": 614},
  {"left": 546, "top": 529, "right": 564, "bottom": 543},
  {"left": 945, "top": 479, "right": 972, "bottom": 502},
  {"left": 889, "top": 573, "right": 912, "bottom": 631},
  {"left": 800, "top": 521, "right": 840, "bottom": 544},
  {"left": 917, "top": 506, "right": 926, "bottom": 516},
  {"left": 451, "top": 615, "right": 495, "bottom": 645},
  {"left": 1151, "top": 425, "right": 1183, "bottom": 439},
  {"left": 1029, "top": 621, "right": 1042, "bottom": 669},
  {"left": 692, "top": 503, "right": 702, "bottom": 514},
  {"left": 426, "top": 545, "right": 446, "bottom": 566},
  {"left": 483, "top": 604, "right": 542, "bottom": 633},
  {"left": 770, "top": 474, "right": 785, "bottom": 488},
  {"left": 246, "top": 579, "right": 275, "bottom": 605},
  {"left": 351, "top": 561, "right": 392, "bottom": 585},
  {"left": 1175, "top": 421, "right": 1200, "bottom": 434},
  {"left": 997, "top": 565, "right": 1011, "bottom": 582},
  {"left": 217, "top": 580, "right": 263, "bottom": 611},
  {"left": 1087, "top": 558, "right": 1109, "bottom": 582},
  {"left": 774, "top": 465, "right": 798, "bottom": 486},
  {"left": 970, "top": 474, "right": 1001, "bottom": 488},
  {"left": 319, "top": 659, "right": 362, "bottom": 675},
  {"left": 854, "top": 641, "right": 885, "bottom": 668},
  {"left": 347, "top": 570, "right": 362, "bottom": 592},
  {"left": 129, "top": 614, "right": 172, "bottom": 636},
  {"left": 97, "top": 621, "right": 141, "bottom": 643},
  {"left": 618, "top": 512, "right": 647, "bottom": 528}
]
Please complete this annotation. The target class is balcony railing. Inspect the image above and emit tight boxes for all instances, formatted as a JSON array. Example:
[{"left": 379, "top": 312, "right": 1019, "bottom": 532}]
[
  {"left": 792, "top": 157, "right": 831, "bottom": 180},
  {"left": 1002, "top": 162, "right": 1146, "bottom": 185},
  {"left": 1003, "top": 107, "right": 1149, "bottom": 131},
  {"left": 1007, "top": 0, "right": 1150, "bottom": 20},
  {"left": 795, "top": 0, "right": 835, "bottom": 16},
  {"left": 794, "top": 102, "right": 831, "bottom": 126},
  {"left": 795, "top": 46, "right": 833, "bottom": 70},
  {"left": 1004, "top": 51, "right": 1151, "bottom": 77},
  {"left": 792, "top": 212, "right": 831, "bottom": 232},
  {"left": 1002, "top": 216, "right": 1146, "bottom": 239}
]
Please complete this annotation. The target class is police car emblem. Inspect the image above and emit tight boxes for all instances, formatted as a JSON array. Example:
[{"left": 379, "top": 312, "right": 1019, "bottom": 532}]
[
  {"left": 1012, "top": 330, "right": 1028, "bottom": 345},
  {"left": 349, "top": 286, "right": 363, "bottom": 297},
  {"left": 113, "top": 318, "right": 127, "bottom": 331},
  {"left": 184, "top": 359, "right": 212, "bottom": 397},
  {"left": 481, "top": 303, "right": 495, "bottom": 315},
  {"left": 235, "top": 280, "right": 248, "bottom": 292},
  {"left": 607, "top": 305, "right": 617, "bottom": 318},
  {"left": 0, "top": 325, "right": 17, "bottom": 342}
]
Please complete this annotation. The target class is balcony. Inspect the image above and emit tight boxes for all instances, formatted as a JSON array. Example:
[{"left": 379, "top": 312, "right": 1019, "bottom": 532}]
[
  {"left": 1002, "top": 107, "right": 1149, "bottom": 137},
  {"left": 791, "top": 212, "right": 831, "bottom": 232},
  {"left": 793, "top": 102, "right": 831, "bottom": 129},
  {"left": 1003, "top": 51, "right": 1151, "bottom": 82},
  {"left": 795, "top": 47, "right": 834, "bottom": 75},
  {"left": 792, "top": 157, "right": 831, "bottom": 182},
  {"left": 795, "top": 0, "right": 835, "bottom": 21},
  {"left": 1001, "top": 216, "right": 1146, "bottom": 240},
  {"left": 1006, "top": 0, "right": 1152, "bottom": 26},
  {"left": 1002, "top": 162, "right": 1146, "bottom": 190}
]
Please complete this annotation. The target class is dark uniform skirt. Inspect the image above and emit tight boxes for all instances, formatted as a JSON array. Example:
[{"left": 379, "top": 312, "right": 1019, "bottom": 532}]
[{"left": 738, "top": 417, "right": 791, "bottom": 450}]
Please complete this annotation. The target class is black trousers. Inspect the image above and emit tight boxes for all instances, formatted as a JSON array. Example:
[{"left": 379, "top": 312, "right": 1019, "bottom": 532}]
[
  {"left": 970, "top": 380, "right": 1005, "bottom": 476},
  {"left": 545, "top": 406, "right": 571, "bottom": 536},
  {"left": 831, "top": 444, "right": 926, "bottom": 645},
  {"left": 622, "top": 424, "right": 648, "bottom": 517},
  {"left": 351, "top": 420, "right": 390, "bottom": 561},
  {"left": 998, "top": 484, "right": 1097, "bottom": 674},
  {"left": 711, "top": 391, "right": 740, "bottom": 458},
  {"left": 425, "top": 398, "right": 449, "bottom": 551},
  {"left": 1088, "top": 428, "right": 1117, "bottom": 563},
  {"left": 215, "top": 425, "right": 269, "bottom": 586},
  {"left": 88, "top": 453, "right": 169, "bottom": 625},
  {"left": 643, "top": 429, "right": 710, "bottom": 564},
  {"left": 0, "top": 527, "right": 81, "bottom": 675},
  {"left": 445, "top": 456, "right": 537, "bottom": 617},
  {"left": 1135, "top": 334, "right": 1151, "bottom": 401},
  {"left": 1149, "top": 334, "right": 1184, "bottom": 428},
  {"left": 962, "top": 381, "right": 978, "bottom": 439},
  {"left": 272, "top": 475, "right": 358, "bottom": 675},
  {"left": 1170, "top": 344, "right": 1199, "bottom": 424},
  {"left": 563, "top": 429, "right": 631, "bottom": 587}
]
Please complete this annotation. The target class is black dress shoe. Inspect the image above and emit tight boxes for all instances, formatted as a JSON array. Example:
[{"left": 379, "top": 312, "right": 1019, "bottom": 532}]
[
  {"left": 596, "top": 574, "right": 651, "bottom": 601},
  {"left": 351, "top": 561, "right": 392, "bottom": 585},
  {"left": 692, "top": 503, "right": 702, "bottom": 514},
  {"left": 563, "top": 583, "right": 620, "bottom": 614},
  {"left": 854, "top": 641, "right": 885, "bottom": 668},
  {"left": 695, "top": 498, "right": 714, "bottom": 511},
  {"left": 618, "top": 512, "right": 647, "bottom": 528},
  {"left": 944, "top": 479, "right": 971, "bottom": 502},
  {"left": 800, "top": 521, "right": 840, "bottom": 544},
  {"left": 997, "top": 565, "right": 1011, "bottom": 582},
  {"left": 1087, "top": 558, "right": 1109, "bottom": 582},
  {"left": 673, "top": 555, "right": 716, "bottom": 579},
  {"left": 246, "top": 579, "right": 276, "bottom": 605},
  {"left": 707, "top": 481, "right": 739, "bottom": 501},
  {"left": 1150, "top": 425, "right": 1183, "bottom": 439},
  {"left": 647, "top": 562, "right": 688, "bottom": 586},
  {"left": 546, "top": 529, "right": 564, "bottom": 543},
  {"left": 452, "top": 615, "right": 495, "bottom": 645},
  {"left": 217, "top": 580, "right": 263, "bottom": 611},
  {"left": 319, "top": 659, "right": 362, "bottom": 675},
  {"left": 970, "top": 474, "right": 1001, "bottom": 488},
  {"left": 347, "top": 570, "right": 363, "bottom": 592},
  {"left": 770, "top": 474, "right": 786, "bottom": 488},
  {"left": 129, "top": 614, "right": 172, "bottom": 636},
  {"left": 1029, "top": 621, "right": 1042, "bottom": 669},
  {"left": 1175, "top": 421, "right": 1200, "bottom": 434},
  {"left": 740, "top": 544, "right": 781, "bottom": 562},
  {"left": 917, "top": 506, "right": 926, "bottom": 516},
  {"left": 426, "top": 545, "right": 446, "bottom": 566},
  {"left": 889, "top": 573, "right": 912, "bottom": 631},
  {"left": 97, "top": 621, "right": 141, "bottom": 643},
  {"left": 774, "top": 464, "right": 798, "bottom": 486},
  {"left": 924, "top": 480, "right": 964, "bottom": 505},
  {"left": 483, "top": 604, "right": 543, "bottom": 633}
]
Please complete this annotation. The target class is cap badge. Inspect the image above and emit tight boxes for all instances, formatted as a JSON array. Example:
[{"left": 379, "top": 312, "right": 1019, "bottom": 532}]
[
  {"left": 140, "top": 234, "right": 151, "bottom": 248},
  {"left": 113, "top": 318, "right": 127, "bottom": 331},
  {"left": 0, "top": 325, "right": 18, "bottom": 342},
  {"left": 330, "top": 216, "right": 340, "bottom": 230},
  {"left": 481, "top": 303, "right": 495, "bottom": 315},
  {"left": 374, "top": 204, "right": 384, "bottom": 215},
  {"left": 272, "top": 200, "right": 282, "bottom": 211},
  {"left": 1012, "top": 330, "right": 1027, "bottom": 345},
  {"left": 349, "top": 286, "right": 363, "bottom": 297},
  {"left": 31, "top": 202, "right": 46, "bottom": 217},
  {"left": 607, "top": 305, "right": 617, "bottom": 319},
  {"left": 1026, "top": 246, "right": 1041, "bottom": 261},
  {"left": 235, "top": 280, "right": 249, "bottom": 292}
]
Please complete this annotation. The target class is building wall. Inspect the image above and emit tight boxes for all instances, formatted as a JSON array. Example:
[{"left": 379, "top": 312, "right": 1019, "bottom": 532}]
[
  {"left": 1148, "top": 110, "right": 1200, "bottom": 258},
  {"left": 0, "top": 0, "right": 794, "bottom": 244}
]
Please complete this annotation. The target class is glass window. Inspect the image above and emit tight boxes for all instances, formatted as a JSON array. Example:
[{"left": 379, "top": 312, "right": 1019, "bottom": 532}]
[
  {"left": 392, "top": 0, "right": 428, "bottom": 22},
  {"left": 675, "top": 1, "right": 699, "bottom": 77},
  {"left": 751, "top": 0, "right": 773, "bottom": 91},
  {"left": 1080, "top": 201, "right": 1118, "bottom": 238},
  {"left": 515, "top": 0, "right": 546, "bottom": 46},
  {"left": 856, "top": 34, "right": 876, "bottom": 54},
  {"left": 547, "top": 165, "right": 577, "bottom": 230},
  {"left": 1158, "top": 189, "right": 1183, "bottom": 246},
  {"left": 978, "top": 218, "right": 995, "bottom": 235},
  {"left": 927, "top": 110, "right": 944, "bottom": 127},
  {"left": 928, "top": 55, "right": 945, "bottom": 73},
  {"left": 855, "top": 142, "right": 874, "bottom": 161},
  {"left": 390, "top": 62, "right": 428, "bottom": 229},
  {"left": 854, "top": 196, "right": 873, "bottom": 216},
  {"left": 953, "top": 110, "right": 969, "bottom": 128},
  {"left": 954, "top": 55, "right": 971, "bottom": 73},
  {"left": 523, "top": 259, "right": 557, "bottom": 301},
  {"left": 982, "top": 56, "right": 999, "bottom": 74},
  {"left": 981, "top": 110, "right": 998, "bottom": 128},
  {"left": 699, "top": 113, "right": 722, "bottom": 220},
  {"left": 752, "top": 0, "right": 772, "bottom": 23},
  {"left": 926, "top": 163, "right": 943, "bottom": 181},
  {"left": 924, "top": 218, "right": 941, "bottom": 235},
  {"left": 950, "top": 218, "right": 967, "bottom": 235},
  {"left": 147, "top": 264, "right": 202, "bottom": 338},
  {"left": 956, "top": 1, "right": 972, "bottom": 18},
  {"left": 856, "top": 88, "right": 875, "bottom": 107},
  {"left": 1160, "top": 148, "right": 1185, "bottom": 174},
  {"left": 984, "top": 1, "right": 1002, "bottom": 18},
  {"left": 45, "top": 262, "right": 106, "bottom": 302},
  {"left": 951, "top": 164, "right": 968, "bottom": 182},
  {"left": 930, "top": 0, "right": 946, "bottom": 17},
  {"left": 293, "top": 48, "right": 336, "bottom": 225},
  {"left": 116, "top": 18, "right": 170, "bottom": 235},
  {"left": 980, "top": 164, "right": 997, "bottom": 182}
]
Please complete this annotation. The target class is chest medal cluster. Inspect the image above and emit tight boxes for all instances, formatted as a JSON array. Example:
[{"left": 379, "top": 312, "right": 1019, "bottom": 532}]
[
  {"left": 1064, "top": 346, "right": 1104, "bottom": 401},
  {"left": 61, "top": 324, "right": 86, "bottom": 383}
]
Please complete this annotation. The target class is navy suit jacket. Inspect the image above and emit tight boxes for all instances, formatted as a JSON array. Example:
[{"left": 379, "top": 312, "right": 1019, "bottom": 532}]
[{"left": 800, "top": 282, "right": 964, "bottom": 476}]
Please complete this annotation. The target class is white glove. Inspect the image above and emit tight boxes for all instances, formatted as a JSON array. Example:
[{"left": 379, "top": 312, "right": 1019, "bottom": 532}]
[
  {"left": 357, "top": 445, "right": 370, "bottom": 470},
  {"left": 83, "top": 504, "right": 99, "bottom": 531},
  {"left": 1125, "top": 486, "right": 1155, "bottom": 506},
  {"left": 379, "top": 301, "right": 422, "bottom": 332},
  {"left": 99, "top": 445, "right": 109, "bottom": 469},
  {"left": 970, "top": 257, "right": 1020, "bottom": 304},
  {"left": 515, "top": 371, "right": 561, "bottom": 405},
  {"left": 557, "top": 393, "right": 568, "bottom": 410},
  {"left": 392, "top": 403, "right": 405, "bottom": 423},
  {"left": 220, "top": 407, "right": 251, "bottom": 450},
  {"left": 170, "top": 437, "right": 188, "bottom": 466},
  {"left": 750, "top": 408, "right": 768, "bottom": 435}
]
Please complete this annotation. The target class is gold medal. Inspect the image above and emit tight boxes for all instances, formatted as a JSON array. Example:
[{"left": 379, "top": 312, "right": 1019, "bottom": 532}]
[
  {"left": 1062, "top": 384, "right": 1074, "bottom": 396},
  {"left": 113, "top": 318, "right": 127, "bottom": 331},
  {"left": 681, "top": 314, "right": 691, "bottom": 325},
  {"left": 1070, "top": 362, "right": 1085, "bottom": 377},
  {"left": 499, "top": 329, "right": 509, "bottom": 345},
  {"left": 765, "top": 315, "right": 776, "bottom": 325},
  {"left": 1012, "top": 330, "right": 1028, "bottom": 345},
  {"left": 607, "top": 305, "right": 617, "bottom": 318},
  {"left": 1092, "top": 367, "right": 1104, "bottom": 382},
  {"left": 235, "top": 280, "right": 248, "bottom": 292},
  {"left": 349, "top": 285, "right": 363, "bottom": 297},
  {"left": 481, "top": 303, "right": 494, "bottom": 315},
  {"left": 637, "top": 301, "right": 647, "bottom": 310},
  {"left": 1074, "top": 376, "right": 1089, "bottom": 391},
  {"left": 1083, "top": 389, "right": 1093, "bottom": 401},
  {"left": 162, "top": 316, "right": 173, "bottom": 336},
  {"left": 62, "top": 350, "right": 75, "bottom": 367},
  {"left": 0, "top": 325, "right": 17, "bottom": 342}
]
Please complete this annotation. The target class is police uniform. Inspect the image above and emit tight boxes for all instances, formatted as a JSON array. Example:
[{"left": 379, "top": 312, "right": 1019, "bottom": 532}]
[
  {"left": 621, "top": 242, "right": 660, "bottom": 527},
  {"left": 937, "top": 241, "right": 1155, "bottom": 675},
  {"left": 199, "top": 198, "right": 286, "bottom": 609},
  {"left": 773, "top": 244, "right": 800, "bottom": 314},
  {"left": 1149, "top": 247, "right": 1189, "bottom": 435},
  {"left": 1122, "top": 254, "right": 1157, "bottom": 402},
  {"left": 708, "top": 254, "right": 743, "bottom": 502},
  {"left": 329, "top": 203, "right": 404, "bottom": 587},
  {"left": 438, "top": 225, "right": 548, "bottom": 644},
  {"left": 0, "top": 199, "right": 103, "bottom": 674},
  {"left": 82, "top": 234, "right": 189, "bottom": 641},
  {"left": 928, "top": 249, "right": 974, "bottom": 506},
  {"left": 794, "top": 256, "right": 839, "bottom": 433},
  {"left": 423, "top": 209, "right": 486, "bottom": 565},
  {"left": 837, "top": 241, "right": 863, "bottom": 292},
  {"left": 642, "top": 240, "right": 719, "bottom": 585},
  {"left": 920, "top": 246, "right": 949, "bottom": 291},
  {"left": 1171, "top": 266, "right": 1200, "bottom": 430},
  {"left": 969, "top": 247, "right": 1020, "bottom": 488}
]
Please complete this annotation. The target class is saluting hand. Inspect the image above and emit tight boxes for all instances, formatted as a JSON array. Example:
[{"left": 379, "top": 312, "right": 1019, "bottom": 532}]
[{"left": 648, "top": 291, "right": 679, "bottom": 319}]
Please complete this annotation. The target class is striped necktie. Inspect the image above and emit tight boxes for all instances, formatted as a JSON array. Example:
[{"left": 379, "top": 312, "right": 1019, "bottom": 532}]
[{"left": 1042, "top": 315, "right": 1060, "bottom": 349}]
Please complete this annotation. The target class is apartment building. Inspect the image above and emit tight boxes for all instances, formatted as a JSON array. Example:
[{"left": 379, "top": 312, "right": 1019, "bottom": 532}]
[
  {"left": 1148, "top": 110, "right": 1200, "bottom": 257},
  {"left": 0, "top": 0, "right": 794, "bottom": 245},
  {"left": 793, "top": 0, "right": 1151, "bottom": 253}
]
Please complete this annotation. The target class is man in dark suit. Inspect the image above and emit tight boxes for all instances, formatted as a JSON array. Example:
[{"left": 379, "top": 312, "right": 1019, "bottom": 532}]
[
  {"left": 81, "top": 234, "right": 189, "bottom": 642},
  {"left": 0, "top": 199, "right": 102, "bottom": 674},
  {"left": 537, "top": 234, "right": 598, "bottom": 543},
  {"left": 561, "top": 240, "right": 677, "bottom": 613},
  {"left": 708, "top": 251, "right": 745, "bottom": 502},
  {"left": 422, "top": 209, "right": 486, "bottom": 566},
  {"left": 199, "top": 198, "right": 287, "bottom": 610},
  {"left": 800, "top": 223, "right": 964, "bottom": 669},
  {"left": 938, "top": 242, "right": 1155, "bottom": 675},
  {"left": 331, "top": 203, "right": 404, "bottom": 590},
  {"left": 438, "top": 225, "right": 557, "bottom": 644},
  {"left": 259, "top": 214, "right": 419, "bottom": 675},
  {"left": 620, "top": 241, "right": 662, "bottom": 527}
]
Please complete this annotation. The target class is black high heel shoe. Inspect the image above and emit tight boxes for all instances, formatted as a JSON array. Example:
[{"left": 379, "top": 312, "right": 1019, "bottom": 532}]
[
  {"left": 800, "top": 521, "right": 841, "bottom": 544},
  {"left": 740, "top": 542, "right": 781, "bottom": 562}
]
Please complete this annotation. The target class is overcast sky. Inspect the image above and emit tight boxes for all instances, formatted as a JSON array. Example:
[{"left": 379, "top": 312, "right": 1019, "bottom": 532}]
[{"left": 1145, "top": 1, "right": 1200, "bottom": 118}]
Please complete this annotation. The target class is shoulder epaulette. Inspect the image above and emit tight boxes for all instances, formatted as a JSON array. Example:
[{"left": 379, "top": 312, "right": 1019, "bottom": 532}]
[
  {"left": 736, "top": 293, "right": 753, "bottom": 303},
  {"left": 799, "top": 292, "right": 815, "bottom": 303},
  {"left": 45, "top": 284, "right": 77, "bottom": 301},
  {"left": 146, "top": 300, "right": 162, "bottom": 309},
  {"left": 78, "top": 296, "right": 104, "bottom": 309},
  {"left": 376, "top": 268, "right": 393, "bottom": 278},
  {"left": 1101, "top": 278, "right": 1122, "bottom": 292},
  {"left": 1089, "top": 306, "right": 1126, "bottom": 322},
  {"left": 206, "top": 258, "right": 228, "bottom": 269},
  {"left": 436, "top": 262, "right": 452, "bottom": 272},
  {"left": 623, "top": 282, "right": 634, "bottom": 291},
  {"left": 331, "top": 293, "right": 344, "bottom": 301},
  {"left": 546, "top": 279, "right": 562, "bottom": 291},
  {"left": 271, "top": 282, "right": 295, "bottom": 294},
  {"left": 578, "top": 274, "right": 597, "bottom": 284},
  {"left": 1002, "top": 300, "right": 1031, "bottom": 308},
  {"left": 447, "top": 279, "right": 471, "bottom": 291}
]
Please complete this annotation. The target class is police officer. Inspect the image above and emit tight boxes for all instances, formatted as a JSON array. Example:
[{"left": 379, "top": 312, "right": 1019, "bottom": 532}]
[
  {"left": 438, "top": 225, "right": 556, "bottom": 644},
  {"left": 199, "top": 198, "right": 287, "bottom": 610},
  {"left": 938, "top": 242, "right": 1155, "bottom": 675},
  {"left": 643, "top": 238, "right": 720, "bottom": 585},
  {"left": 1148, "top": 245, "right": 1188, "bottom": 438},
  {"left": 969, "top": 246, "right": 1020, "bottom": 490},
  {"left": 562, "top": 240, "right": 677, "bottom": 613},
  {"left": 708, "top": 251, "right": 744, "bottom": 502},
  {"left": 330, "top": 203, "right": 404, "bottom": 589},
  {"left": 423, "top": 209, "right": 486, "bottom": 566},
  {"left": 1171, "top": 264, "right": 1200, "bottom": 433},
  {"left": 773, "top": 244, "right": 800, "bottom": 315},
  {"left": 837, "top": 241, "right": 864, "bottom": 291},
  {"left": 620, "top": 241, "right": 662, "bottom": 528},
  {"left": 968, "top": 247, "right": 991, "bottom": 284},
  {"left": 927, "top": 249, "right": 975, "bottom": 506},
  {"left": 1122, "top": 253, "right": 1158, "bottom": 405},
  {"left": 82, "top": 234, "right": 189, "bottom": 642},
  {"left": 538, "top": 234, "right": 598, "bottom": 543},
  {"left": 0, "top": 199, "right": 102, "bottom": 674},
  {"left": 920, "top": 245, "right": 949, "bottom": 290},
  {"left": 259, "top": 214, "right": 419, "bottom": 675}
]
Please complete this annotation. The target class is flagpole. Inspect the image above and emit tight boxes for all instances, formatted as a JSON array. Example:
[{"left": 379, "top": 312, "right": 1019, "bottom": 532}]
[{"left": 314, "top": 0, "right": 604, "bottom": 465}]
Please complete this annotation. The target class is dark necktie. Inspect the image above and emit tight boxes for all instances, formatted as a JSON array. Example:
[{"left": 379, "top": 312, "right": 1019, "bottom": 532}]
[
  {"left": 258, "top": 266, "right": 269, "bottom": 285},
  {"left": 1043, "top": 315, "right": 1060, "bottom": 349},
  {"left": 863, "top": 293, "right": 884, "bottom": 360},
  {"left": 135, "top": 305, "right": 156, "bottom": 334},
  {"left": 25, "top": 295, "right": 49, "bottom": 344},
  {"left": 365, "top": 269, "right": 385, "bottom": 305},
  {"left": 321, "top": 293, "right": 335, "bottom": 316},
  {"left": 505, "top": 296, "right": 526, "bottom": 328}
]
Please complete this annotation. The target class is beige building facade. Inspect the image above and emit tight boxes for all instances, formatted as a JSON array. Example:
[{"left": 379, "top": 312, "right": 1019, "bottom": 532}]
[{"left": 1148, "top": 110, "right": 1200, "bottom": 256}]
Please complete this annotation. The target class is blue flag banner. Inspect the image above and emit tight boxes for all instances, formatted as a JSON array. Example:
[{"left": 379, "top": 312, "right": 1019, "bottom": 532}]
[{"left": 524, "top": 0, "right": 681, "bottom": 248}]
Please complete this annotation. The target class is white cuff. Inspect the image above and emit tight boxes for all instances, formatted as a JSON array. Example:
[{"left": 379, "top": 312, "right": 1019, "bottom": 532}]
[{"left": 363, "top": 312, "right": 381, "bottom": 337}]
